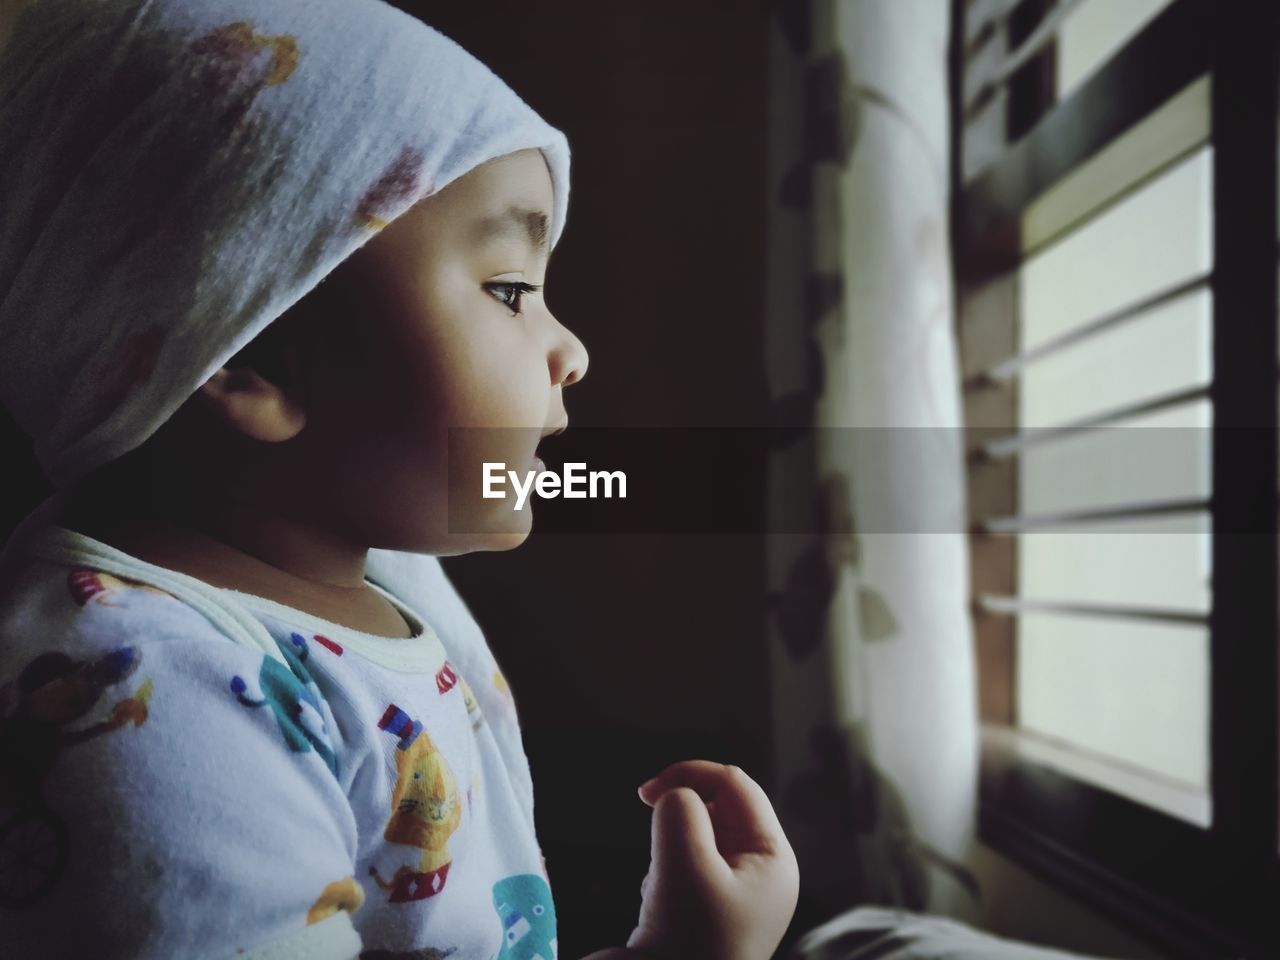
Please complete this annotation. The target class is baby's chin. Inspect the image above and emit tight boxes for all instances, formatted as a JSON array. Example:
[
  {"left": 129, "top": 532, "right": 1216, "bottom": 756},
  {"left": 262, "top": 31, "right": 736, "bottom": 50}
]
[
  {"left": 483, "top": 529, "right": 533, "bottom": 552},
  {"left": 420, "top": 513, "right": 534, "bottom": 556},
  {"left": 423, "top": 532, "right": 530, "bottom": 556},
  {"left": 466, "top": 527, "right": 532, "bottom": 553}
]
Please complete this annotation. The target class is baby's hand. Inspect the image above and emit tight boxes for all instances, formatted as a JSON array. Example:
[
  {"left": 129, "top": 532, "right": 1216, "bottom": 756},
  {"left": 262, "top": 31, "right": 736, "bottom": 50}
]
[{"left": 626, "top": 760, "right": 799, "bottom": 960}]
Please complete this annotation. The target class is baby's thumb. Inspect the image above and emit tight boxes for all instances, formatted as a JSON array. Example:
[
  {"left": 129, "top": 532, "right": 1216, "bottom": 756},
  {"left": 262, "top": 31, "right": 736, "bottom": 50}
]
[
  {"left": 650, "top": 786, "right": 721, "bottom": 887},
  {"left": 629, "top": 789, "right": 720, "bottom": 956}
]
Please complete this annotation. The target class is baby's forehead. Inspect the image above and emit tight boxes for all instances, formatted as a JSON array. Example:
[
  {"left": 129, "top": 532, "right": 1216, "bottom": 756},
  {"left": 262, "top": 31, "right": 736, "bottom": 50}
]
[
  {"left": 290, "top": 150, "right": 555, "bottom": 314},
  {"left": 365, "top": 169, "right": 553, "bottom": 270},
  {"left": 414, "top": 150, "right": 553, "bottom": 243}
]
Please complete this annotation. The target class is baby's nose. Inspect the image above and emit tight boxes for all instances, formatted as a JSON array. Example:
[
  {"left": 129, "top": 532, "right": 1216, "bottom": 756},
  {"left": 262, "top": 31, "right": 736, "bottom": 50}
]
[{"left": 551, "top": 322, "right": 588, "bottom": 387}]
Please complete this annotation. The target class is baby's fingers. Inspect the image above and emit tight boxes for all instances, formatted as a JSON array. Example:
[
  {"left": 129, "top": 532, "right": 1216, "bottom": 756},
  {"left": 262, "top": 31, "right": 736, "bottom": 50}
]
[
  {"left": 638, "top": 760, "right": 787, "bottom": 857},
  {"left": 650, "top": 786, "right": 727, "bottom": 884}
]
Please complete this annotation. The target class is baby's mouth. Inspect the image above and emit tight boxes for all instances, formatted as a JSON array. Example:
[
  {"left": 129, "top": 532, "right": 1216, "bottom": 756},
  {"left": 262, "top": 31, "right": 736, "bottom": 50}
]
[{"left": 533, "top": 422, "right": 566, "bottom": 469}]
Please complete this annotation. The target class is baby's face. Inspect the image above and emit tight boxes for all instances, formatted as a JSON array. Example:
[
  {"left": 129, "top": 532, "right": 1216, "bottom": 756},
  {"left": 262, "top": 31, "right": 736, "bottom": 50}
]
[{"left": 287, "top": 148, "right": 587, "bottom": 554}]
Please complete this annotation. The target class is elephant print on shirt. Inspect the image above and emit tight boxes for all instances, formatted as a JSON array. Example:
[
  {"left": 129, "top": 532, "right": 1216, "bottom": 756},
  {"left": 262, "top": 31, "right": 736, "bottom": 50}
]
[
  {"left": 229, "top": 633, "right": 335, "bottom": 775},
  {"left": 492, "top": 873, "right": 557, "bottom": 960}
]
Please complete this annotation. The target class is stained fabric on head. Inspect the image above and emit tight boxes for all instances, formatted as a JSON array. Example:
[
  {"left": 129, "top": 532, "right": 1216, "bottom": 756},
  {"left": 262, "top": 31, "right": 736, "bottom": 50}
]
[{"left": 0, "top": 0, "right": 571, "bottom": 489}]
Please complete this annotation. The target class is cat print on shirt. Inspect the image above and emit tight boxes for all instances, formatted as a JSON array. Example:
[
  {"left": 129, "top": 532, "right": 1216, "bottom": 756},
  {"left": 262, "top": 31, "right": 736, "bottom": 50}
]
[{"left": 369, "top": 704, "right": 461, "bottom": 903}]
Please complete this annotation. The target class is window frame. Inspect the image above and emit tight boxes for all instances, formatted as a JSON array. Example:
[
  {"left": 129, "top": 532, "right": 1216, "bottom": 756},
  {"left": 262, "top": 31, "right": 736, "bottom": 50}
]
[{"left": 950, "top": 1, "right": 1280, "bottom": 956}]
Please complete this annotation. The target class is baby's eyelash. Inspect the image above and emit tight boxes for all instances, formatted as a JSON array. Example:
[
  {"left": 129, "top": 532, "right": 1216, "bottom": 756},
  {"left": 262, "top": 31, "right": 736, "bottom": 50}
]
[{"left": 485, "top": 281, "right": 542, "bottom": 314}]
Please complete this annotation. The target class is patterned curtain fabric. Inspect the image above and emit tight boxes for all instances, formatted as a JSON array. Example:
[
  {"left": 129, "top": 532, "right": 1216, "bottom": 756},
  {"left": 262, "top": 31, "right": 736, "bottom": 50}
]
[{"left": 765, "top": 0, "right": 980, "bottom": 930}]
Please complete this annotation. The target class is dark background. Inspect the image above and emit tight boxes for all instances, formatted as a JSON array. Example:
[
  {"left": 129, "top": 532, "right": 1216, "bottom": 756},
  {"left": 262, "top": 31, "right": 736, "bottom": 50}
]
[
  {"left": 409, "top": 3, "right": 776, "bottom": 954},
  {"left": 0, "top": 2, "right": 780, "bottom": 956}
]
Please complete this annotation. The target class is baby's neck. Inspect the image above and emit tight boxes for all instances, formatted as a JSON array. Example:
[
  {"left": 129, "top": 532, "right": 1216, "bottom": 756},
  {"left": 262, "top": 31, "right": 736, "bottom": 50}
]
[{"left": 57, "top": 500, "right": 416, "bottom": 639}]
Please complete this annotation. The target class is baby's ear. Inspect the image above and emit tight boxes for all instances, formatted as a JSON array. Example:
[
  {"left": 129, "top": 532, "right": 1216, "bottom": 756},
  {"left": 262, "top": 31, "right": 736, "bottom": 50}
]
[{"left": 196, "top": 366, "right": 306, "bottom": 443}]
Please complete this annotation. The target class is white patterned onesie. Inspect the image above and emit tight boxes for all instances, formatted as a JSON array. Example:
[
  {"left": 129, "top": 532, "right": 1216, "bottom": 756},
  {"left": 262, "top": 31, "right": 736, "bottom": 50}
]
[{"left": 0, "top": 519, "right": 557, "bottom": 960}]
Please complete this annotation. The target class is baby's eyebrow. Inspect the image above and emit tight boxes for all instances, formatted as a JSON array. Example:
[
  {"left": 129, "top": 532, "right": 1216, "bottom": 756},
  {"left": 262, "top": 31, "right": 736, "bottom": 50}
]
[{"left": 470, "top": 205, "right": 550, "bottom": 253}]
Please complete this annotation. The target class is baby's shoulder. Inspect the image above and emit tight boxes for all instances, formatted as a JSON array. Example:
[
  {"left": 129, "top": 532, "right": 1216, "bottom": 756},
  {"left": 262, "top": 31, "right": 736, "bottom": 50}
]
[
  {"left": 0, "top": 551, "right": 310, "bottom": 727},
  {"left": 0, "top": 561, "right": 359, "bottom": 953},
  {"left": 0, "top": 553, "right": 345, "bottom": 790},
  {"left": 1, "top": 555, "right": 226, "bottom": 660}
]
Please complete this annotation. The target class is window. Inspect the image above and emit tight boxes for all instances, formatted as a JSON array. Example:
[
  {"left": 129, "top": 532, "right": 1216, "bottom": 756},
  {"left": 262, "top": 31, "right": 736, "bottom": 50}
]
[{"left": 952, "top": 0, "right": 1279, "bottom": 956}]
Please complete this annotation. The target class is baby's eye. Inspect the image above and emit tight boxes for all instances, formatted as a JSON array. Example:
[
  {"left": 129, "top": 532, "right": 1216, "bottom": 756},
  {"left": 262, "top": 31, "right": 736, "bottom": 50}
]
[{"left": 484, "top": 281, "right": 540, "bottom": 315}]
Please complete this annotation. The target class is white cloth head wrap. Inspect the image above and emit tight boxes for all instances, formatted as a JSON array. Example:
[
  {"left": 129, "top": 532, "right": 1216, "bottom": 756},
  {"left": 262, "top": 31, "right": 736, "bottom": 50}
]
[{"left": 0, "top": 0, "right": 571, "bottom": 489}]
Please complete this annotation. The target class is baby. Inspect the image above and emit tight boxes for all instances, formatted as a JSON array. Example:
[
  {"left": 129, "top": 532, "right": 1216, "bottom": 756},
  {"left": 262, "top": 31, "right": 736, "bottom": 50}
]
[{"left": 0, "top": 2, "right": 797, "bottom": 959}]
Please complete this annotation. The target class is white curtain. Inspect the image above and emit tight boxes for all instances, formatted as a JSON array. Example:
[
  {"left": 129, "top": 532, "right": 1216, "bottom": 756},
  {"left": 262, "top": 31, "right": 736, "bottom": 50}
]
[{"left": 766, "top": 0, "right": 979, "bottom": 928}]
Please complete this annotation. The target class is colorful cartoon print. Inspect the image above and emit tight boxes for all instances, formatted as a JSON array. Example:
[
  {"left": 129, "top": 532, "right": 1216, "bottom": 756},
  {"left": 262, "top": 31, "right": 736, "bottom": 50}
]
[
  {"left": 378, "top": 703, "right": 422, "bottom": 750},
  {"left": 314, "top": 634, "right": 344, "bottom": 657},
  {"left": 492, "top": 667, "right": 520, "bottom": 723},
  {"left": 355, "top": 145, "right": 428, "bottom": 232},
  {"left": 368, "top": 704, "right": 460, "bottom": 903},
  {"left": 492, "top": 873, "right": 557, "bottom": 960},
  {"left": 435, "top": 661, "right": 458, "bottom": 694},
  {"left": 493, "top": 669, "right": 512, "bottom": 700},
  {"left": 458, "top": 677, "right": 483, "bottom": 732},
  {"left": 67, "top": 568, "right": 178, "bottom": 608},
  {"left": 230, "top": 633, "right": 335, "bottom": 774},
  {"left": 0, "top": 647, "right": 153, "bottom": 907},
  {"left": 186, "top": 20, "right": 299, "bottom": 133},
  {"left": 307, "top": 875, "right": 365, "bottom": 925}
]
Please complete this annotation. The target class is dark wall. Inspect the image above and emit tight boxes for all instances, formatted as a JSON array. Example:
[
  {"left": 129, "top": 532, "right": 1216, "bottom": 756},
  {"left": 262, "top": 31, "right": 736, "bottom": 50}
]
[{"left": 405, "top": 2, "right": 775, "bottom": 954}]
